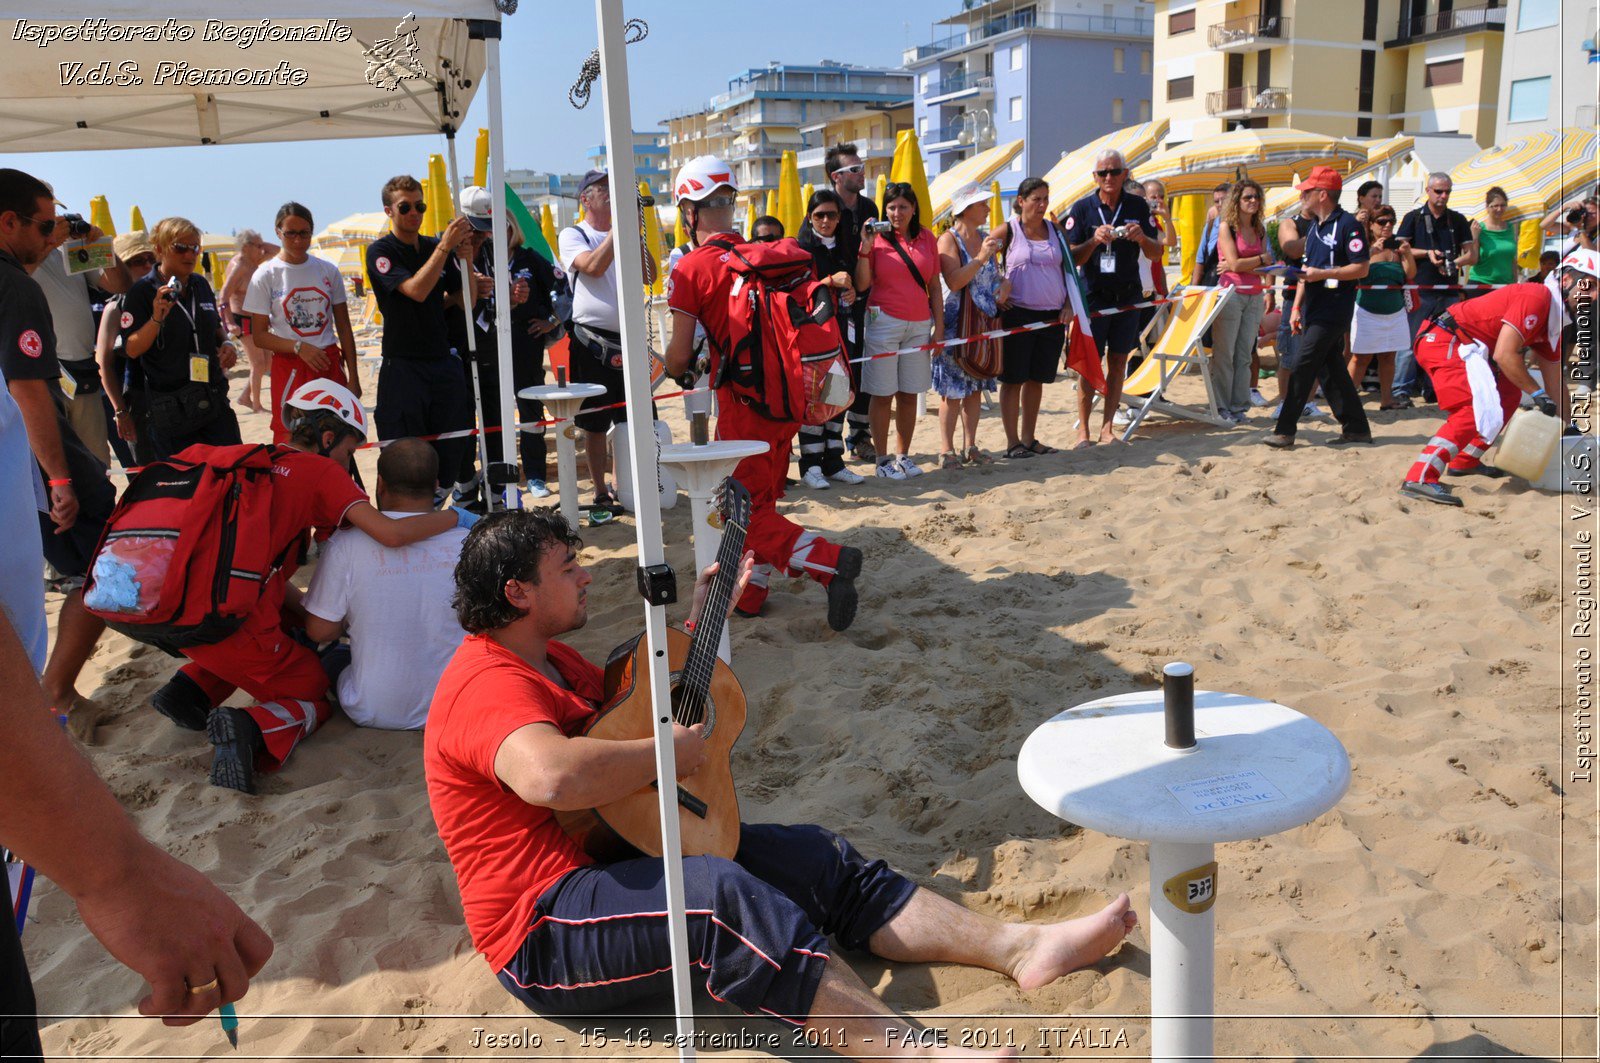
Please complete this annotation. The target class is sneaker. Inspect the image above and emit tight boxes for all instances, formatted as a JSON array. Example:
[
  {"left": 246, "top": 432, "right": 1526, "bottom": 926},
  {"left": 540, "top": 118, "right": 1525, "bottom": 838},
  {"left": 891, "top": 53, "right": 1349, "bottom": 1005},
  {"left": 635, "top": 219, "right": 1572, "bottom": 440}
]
[
  {"left": 874, "top": 458, "right": 906, "bottom": 480},
  {"left": 801, "top": 467, "right": 831, "bottom": 490},
  {"left": 150, "top": 672, "right": 212, "bottom": 732},
  {"left": 525, "top": 479, "right": 552, "bottom": 499},
  {"left": 895, "top": 455, "right": 924, "bottom": 477},
  {"left": 826, "top": 546, "right": 864, "bottom": 632},
  {"left": 1250, "top": 388, "right": 1266, "bottom": 407},
  {"left": 208, "top": 706, "right": 266, "bottom": 794},
  {"left": 829, "top": 466, "right": 866, "bottom": 485},
  {"left": 1112, "top": 408, "right": 1133, "bottom": 427},
  {"left": 1399, "top": 480, "right": 1463, "bottom": 507},
  {"left": 1326, "top": 432, "right": 1374, "bottom": 445},
  {"left": 1302, "top": 402, "right": 1324, "bottom": 420},
  {"left": 850, "top": 439, "right": 878, "bottom": 463}
]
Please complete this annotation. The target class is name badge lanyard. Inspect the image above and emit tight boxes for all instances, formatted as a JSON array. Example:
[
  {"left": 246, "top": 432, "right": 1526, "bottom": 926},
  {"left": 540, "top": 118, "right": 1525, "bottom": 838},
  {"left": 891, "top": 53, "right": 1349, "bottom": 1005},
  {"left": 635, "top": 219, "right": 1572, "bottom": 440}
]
[
  {"left": 1307, "top": 214, "right": 1343, "bottom": 289},
  {"left": 169, "top": 284, "right": 209, "bottom": 383},
  {"left": 1097, "top": 199, "right": 1125, "bottom": 274}
]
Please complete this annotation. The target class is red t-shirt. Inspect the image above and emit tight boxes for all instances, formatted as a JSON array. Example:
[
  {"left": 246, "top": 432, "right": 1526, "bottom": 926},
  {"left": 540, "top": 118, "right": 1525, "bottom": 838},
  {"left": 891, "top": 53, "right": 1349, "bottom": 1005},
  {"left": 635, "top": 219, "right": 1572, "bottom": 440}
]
[
  {"left": 1438, "top": 282, "right": 1559, "bottom": 360},
  {"left": 865, "top": 228, "right": 939, "bottom": 322},
  {"left": 423, "top": 635, "right": 605, "bottom": 972},
  {"left": 666, "top": 232, "right": 741, "bottom": 356}
]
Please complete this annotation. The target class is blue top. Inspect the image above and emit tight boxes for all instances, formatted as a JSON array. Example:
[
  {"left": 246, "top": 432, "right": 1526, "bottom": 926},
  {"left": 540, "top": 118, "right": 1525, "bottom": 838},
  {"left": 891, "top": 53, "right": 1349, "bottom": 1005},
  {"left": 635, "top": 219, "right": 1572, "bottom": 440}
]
[
  {"left": 1064, "top": 191, "right": 1157, "bottom": 301},
  {"left": 1299, "top": 206, "right": 1370, "bottom": 328}
]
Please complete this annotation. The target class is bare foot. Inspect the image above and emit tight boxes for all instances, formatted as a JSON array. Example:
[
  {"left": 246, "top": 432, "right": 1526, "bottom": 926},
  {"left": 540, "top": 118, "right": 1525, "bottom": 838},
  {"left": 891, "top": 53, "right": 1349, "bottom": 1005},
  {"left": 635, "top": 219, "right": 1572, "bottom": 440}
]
[
  {"left": 65, "top": 694, "right": 108, "bottom": 745},
  {"left": 1097, "top": 423, "right": 1119, "bottom": 444},
  {"left": 1012, "top": 893, "right": 1137, "bottom": 990}
]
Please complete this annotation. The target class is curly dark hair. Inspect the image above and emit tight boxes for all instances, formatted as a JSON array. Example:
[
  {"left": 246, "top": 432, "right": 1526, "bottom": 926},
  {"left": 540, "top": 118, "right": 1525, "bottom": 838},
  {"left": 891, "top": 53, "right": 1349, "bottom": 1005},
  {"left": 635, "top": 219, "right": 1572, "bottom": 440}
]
[{"left": 452, "top": 510, "right": 583, "bottom": 634}]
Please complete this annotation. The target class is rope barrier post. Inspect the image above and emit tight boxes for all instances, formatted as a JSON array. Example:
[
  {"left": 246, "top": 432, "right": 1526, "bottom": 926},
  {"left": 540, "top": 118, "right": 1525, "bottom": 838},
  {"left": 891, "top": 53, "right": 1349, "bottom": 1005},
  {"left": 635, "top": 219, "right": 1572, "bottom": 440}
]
[
  {"left": 592, "top": 2, "right": 697, "bottom": 1056},
  {"left": 446, "top": 131, "right": 496, "bottom": 512}
]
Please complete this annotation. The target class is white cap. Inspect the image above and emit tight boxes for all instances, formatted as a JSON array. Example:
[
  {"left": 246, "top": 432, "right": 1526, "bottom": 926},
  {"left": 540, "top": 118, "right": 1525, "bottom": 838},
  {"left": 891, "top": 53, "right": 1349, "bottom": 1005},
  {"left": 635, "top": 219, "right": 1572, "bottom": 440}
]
[
  {"left": 950, "top": 182, "right": 990, "bottom": 219},
  {"left": 458, "top": 185, "right": 493, "bottom": 231}
]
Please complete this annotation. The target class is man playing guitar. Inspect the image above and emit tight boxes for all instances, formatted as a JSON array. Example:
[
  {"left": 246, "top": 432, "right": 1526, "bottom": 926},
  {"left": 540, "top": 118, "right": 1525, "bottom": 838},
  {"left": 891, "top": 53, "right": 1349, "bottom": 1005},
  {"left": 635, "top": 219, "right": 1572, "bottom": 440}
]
[{"left": 425, "top": 510, "right": 1137, "bottom": 1059}]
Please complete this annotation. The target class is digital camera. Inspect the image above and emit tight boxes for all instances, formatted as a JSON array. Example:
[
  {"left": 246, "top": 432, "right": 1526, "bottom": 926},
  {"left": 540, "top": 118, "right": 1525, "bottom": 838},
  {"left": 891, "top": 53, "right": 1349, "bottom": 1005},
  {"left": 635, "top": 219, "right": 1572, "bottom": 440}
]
[{"left": 863, "top": 220, "right": 893, "bottom": 235}]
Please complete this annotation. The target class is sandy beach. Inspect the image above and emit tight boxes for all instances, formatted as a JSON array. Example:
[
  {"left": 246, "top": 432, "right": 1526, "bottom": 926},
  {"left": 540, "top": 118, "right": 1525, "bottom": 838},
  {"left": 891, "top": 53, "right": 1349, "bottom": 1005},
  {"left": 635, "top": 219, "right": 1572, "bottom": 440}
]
[{"left": 24, "top": 358, "right": 1595, "bottom": 1060}]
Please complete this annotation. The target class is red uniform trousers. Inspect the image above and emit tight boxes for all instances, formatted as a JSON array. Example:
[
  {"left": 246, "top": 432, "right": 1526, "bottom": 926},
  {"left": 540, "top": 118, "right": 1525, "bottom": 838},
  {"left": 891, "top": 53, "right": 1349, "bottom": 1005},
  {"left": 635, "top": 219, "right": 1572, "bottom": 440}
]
[
  {"left": 269, "top": 347, "right": 350, "bottom": 443},
  {"left": 1404, "top": 328, "right": 1522, "bottom": 484},
  {"left": 716, "top": 395, "right": 846, "bottom": 614},
  {"left": 178, "top": 577, "right": 332, "bottom": 771}
]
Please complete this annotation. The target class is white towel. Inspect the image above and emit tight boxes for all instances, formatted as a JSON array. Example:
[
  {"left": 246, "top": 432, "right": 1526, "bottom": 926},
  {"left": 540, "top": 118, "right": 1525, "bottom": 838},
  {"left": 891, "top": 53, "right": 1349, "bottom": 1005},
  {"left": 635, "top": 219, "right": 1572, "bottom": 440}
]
[
  {"left": 1545, "top": 272, "right": 1570, "bottom": 355},
  {"left": 1458, "top": 339, "right": 1505, "bottom": 442}
]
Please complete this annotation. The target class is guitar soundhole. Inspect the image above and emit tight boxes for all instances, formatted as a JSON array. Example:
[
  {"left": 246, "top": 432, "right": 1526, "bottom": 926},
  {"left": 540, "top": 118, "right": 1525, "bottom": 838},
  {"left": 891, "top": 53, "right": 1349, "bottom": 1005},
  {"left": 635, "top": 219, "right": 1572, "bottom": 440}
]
[{"left": 668, "top": 670, "right": 716, "bottom": 739}]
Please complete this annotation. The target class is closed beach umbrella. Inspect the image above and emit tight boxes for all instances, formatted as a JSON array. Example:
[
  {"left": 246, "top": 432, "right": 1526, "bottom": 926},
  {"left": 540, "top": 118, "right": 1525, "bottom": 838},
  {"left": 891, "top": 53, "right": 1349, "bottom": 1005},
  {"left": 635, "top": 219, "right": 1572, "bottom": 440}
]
[
  {"left": 928, "top": 138, "right": 1024, "bottom": 222},
  {"left": 1138, "top": 128, "right": 1367, "bottom": 198},
  {"left": 763, "top": 189, "right": 777, "bottom": 222},
  {"left": 776, "top": 151, "right": 803, "bottom": 236},
  {"left": 875, "top": 173, "right": 887, "bottom": 214},
  {"left": 639, "top": 180, "right": 665, "bottom": 294},
  {"left": 1448, "top": 128, "right": 1597, "bottom": 226},
  {"left": 889, "top": 129, "right": 934, "bottom": 223},
  {"left": 672, "top": 206, "right": 687, "bottom": 252},
  {"left": 1043, "top": 118, "right": 1170, "bottom": 218},
  {"left": 542, "top": 204, "right": 560, "bottom": 258},
  {"left": 473, "top": 128, "right": 490, "bottom": 188},
  {"left": 129, "top": 205, "right": 146, "bottom": 231},
  {"left": 88, "top": 195, "right": 115, "bottom": 238},
  {"left": 990, "top": 180, "right": 1003, "bottom": 229}
]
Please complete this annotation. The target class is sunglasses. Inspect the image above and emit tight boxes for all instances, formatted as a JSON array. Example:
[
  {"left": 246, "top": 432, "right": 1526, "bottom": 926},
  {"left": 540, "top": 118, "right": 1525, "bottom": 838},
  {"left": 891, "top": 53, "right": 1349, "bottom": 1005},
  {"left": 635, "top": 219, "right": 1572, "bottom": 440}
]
[
  {"left": 1094, "top": 167, "right": 1126, "bottom": 178},
  {"left": 1241, "top": 194, "right": 1261, "bottom": 201},
  {"left": 810, "top": 210, "right": 840, "bottom": 221},
  {"left": 394, "top": 201, "right": 427, "bottom": 216},
  {"left": 1375, "top": 217, "right": 1396, "bottom": 225},
  {"left": 172, "top": 242, "right": 200, "bottom": 254},
  {"left": 831, "top": 163, "right": 865, "bottom": 176},
  {"left": 754, "top": 234, "right": 781, "bottom": 243},
  {"left": 125, "top": 254, "right": 157, "bottom": 268},
  {"left": 17, "top": 214, "right": 57, "bottom": 237}
]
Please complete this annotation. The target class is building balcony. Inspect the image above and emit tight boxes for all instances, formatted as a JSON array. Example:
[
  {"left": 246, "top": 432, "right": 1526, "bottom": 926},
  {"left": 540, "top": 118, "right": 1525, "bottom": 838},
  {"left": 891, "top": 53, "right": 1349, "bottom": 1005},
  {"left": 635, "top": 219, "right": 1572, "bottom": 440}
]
[
  {"left": 926, "top": 72, "right": 995, "bottom": 103},
  {"left": 904, "top": 11, "right": 1153, "bottom": 63},
  {"left": 1388, "top": 3, "right": 1506, "bottom": 46},
  {"left": 796, "top": 136, "right": 898, "bottom": 172},
  {"left": 923, "top": 124, "right": 969, "bottom": 151},
  {"left": 1205, "top": 84, "right": 1289, "bottom": 119},
  {"left": 1207, "top": 14, "right": 1290, "bottom": 52}
]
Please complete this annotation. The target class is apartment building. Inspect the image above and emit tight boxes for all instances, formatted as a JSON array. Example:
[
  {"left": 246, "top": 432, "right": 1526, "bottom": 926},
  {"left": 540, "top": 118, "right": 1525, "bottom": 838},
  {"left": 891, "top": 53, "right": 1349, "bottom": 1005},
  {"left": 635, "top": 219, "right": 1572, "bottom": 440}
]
[
  {"left": 1495, "top": 0, "right": 1599, "bottom": 140},
  {"left": 1153, "top": 0, "right": 1507, "bottom": 148},
  {"left": 903, "top": 1, "right": 1155, "bottom": 197},
  {"left": 585, "top": 130, "right": 672, "bottom": 198},
  {"left": 506, "top": 169, "right": 585, "bottom": 228},
  {"left": 796, "top": 102, "right": 915, "bottom": 187},
  {"left": 663, "top": 62, "right": 913, "bottom": 196}
]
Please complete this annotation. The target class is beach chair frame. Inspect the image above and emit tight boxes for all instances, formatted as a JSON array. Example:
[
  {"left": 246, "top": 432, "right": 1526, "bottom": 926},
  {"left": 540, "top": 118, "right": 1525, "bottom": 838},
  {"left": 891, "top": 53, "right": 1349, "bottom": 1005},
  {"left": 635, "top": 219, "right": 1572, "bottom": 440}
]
[{"left": 1119, "top": 285, "right": 1235, "bottom": 441}]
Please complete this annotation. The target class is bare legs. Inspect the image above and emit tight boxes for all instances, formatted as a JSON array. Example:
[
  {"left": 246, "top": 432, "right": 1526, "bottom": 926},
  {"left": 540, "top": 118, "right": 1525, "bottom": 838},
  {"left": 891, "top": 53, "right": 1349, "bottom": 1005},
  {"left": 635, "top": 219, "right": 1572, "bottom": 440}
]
[
  {"left": 870, "top": 394, "right": 920, "bottom": 459},
  {"left": 239, "top": 333, "right": 267, "bottom": 412},
  {"left": 938, "top": 394, "right": 985, "bottom": 460},
  {"left": 584, "top": 430, "right": 610, "bottom": 500},
  {"left": 1077, "top": 355, "right": 1128, "bottom": 445},
  {"left": 1001, "top": 382, "right": 1042, "bottom": 449},
  {"left": 41, "top": 590, "right": 108, "bottom": 743}
]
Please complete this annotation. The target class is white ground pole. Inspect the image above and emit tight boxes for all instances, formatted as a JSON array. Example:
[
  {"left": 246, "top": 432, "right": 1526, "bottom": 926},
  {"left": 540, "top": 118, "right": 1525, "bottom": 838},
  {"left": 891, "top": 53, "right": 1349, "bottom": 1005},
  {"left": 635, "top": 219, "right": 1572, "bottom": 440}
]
[
  {"left": 481, "top": 22, "right": 521, "bottom": 512},
  {"left": 518, "top": 383, "right": 606, "bottom": 528},
  {"left": 1148, "top": 838, "right": 1215, "bottom": 1057},
  {"left": 444, "top": 132, "right": 495, "bottom": 508},
  {"left": 595, "top": 0, "right": 700, "bottom": 1055}
]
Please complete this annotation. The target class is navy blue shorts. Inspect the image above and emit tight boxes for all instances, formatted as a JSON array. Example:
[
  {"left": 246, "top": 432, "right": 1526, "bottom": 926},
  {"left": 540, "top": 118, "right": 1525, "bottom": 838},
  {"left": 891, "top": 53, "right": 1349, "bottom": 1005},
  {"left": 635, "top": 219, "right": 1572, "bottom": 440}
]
[
  {"left": 1087, "top": 292, "right": 1141, "bottom": 359},
  {"left": 497, "top": 823, "right": 915, "bottom": 1026}
]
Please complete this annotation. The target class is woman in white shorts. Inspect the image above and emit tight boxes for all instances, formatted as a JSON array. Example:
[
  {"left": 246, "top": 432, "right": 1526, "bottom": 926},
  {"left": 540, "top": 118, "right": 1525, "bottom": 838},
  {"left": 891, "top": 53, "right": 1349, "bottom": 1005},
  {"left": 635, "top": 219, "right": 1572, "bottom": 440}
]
[
  {"left": 854, "top": 182, "right": 943, "bottom": 480},
  {"left": 1348, "top": 206, "right": 1416, "bottom": 411}
]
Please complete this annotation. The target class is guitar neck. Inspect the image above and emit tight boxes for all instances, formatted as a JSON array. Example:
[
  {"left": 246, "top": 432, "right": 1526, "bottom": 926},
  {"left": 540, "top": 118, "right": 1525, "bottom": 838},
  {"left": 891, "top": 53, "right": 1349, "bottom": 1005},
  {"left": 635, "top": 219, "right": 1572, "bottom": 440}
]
[{"left": 678, "top": 516, "right": 749, "bottom": 711}]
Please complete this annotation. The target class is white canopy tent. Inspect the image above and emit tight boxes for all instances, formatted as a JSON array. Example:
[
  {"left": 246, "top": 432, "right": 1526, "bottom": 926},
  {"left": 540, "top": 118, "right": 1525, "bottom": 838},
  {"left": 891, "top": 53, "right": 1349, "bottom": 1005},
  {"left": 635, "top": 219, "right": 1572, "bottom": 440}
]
[{"left": 1, "top": 1, "right": 700, "bottom": 1056}]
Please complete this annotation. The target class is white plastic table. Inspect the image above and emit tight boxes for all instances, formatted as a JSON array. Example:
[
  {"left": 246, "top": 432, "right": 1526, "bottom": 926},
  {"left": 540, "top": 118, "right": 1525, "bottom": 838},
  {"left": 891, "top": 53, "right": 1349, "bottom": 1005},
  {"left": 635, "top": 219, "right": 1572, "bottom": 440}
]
[
  {"left": 519, "top": 383, "right": 608, "bottom": 528},
  {"left": 657, "top": 439, "right": 768, "bottom": 664},
  {"left": 1018, "top": 664, "right": 1350, "bottom": 1063}
]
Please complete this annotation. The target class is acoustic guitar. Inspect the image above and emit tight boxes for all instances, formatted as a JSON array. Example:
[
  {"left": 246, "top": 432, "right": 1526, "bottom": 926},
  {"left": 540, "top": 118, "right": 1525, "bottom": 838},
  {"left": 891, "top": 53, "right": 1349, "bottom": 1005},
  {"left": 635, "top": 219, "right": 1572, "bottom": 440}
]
[{"left": 556, "top": 478, "right": 752, "bottom": 862}]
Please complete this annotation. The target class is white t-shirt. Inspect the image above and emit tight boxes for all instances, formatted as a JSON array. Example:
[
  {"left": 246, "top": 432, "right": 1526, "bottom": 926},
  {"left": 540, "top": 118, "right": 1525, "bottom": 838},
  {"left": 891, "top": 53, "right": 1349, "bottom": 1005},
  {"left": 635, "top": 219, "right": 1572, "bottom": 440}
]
[
  {"left": 34, "top": 251, "right": 99, "bottom": 362},
  {"left": 558, "top": 221, "right": 620, "bottom": 331},
  {"left": 243, "top": 255, "right": 346, "bottom": 349},
  {"left": 301, "top": 512, "right": 468, "bottom": 730}
]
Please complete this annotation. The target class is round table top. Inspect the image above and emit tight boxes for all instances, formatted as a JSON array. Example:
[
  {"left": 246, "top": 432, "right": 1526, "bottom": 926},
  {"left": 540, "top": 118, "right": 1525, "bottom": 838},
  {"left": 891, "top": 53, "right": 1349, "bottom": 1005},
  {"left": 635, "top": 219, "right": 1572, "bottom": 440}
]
[
  {"left": 658, "top": 440, "right": 770, "bottom": 465},
  {"left": 1017, "top": 689, "right": 1350, "bottom": 844},
  {"left": 517, "top": 383, "right": 609, "bottom": 402}
]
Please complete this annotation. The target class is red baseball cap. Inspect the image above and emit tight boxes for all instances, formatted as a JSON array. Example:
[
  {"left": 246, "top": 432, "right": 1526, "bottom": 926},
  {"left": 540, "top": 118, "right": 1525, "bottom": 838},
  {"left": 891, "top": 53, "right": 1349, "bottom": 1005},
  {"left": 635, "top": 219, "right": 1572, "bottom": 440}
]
[{"left": 1295, "top": 166, "right": 1343, "bottom": 193}]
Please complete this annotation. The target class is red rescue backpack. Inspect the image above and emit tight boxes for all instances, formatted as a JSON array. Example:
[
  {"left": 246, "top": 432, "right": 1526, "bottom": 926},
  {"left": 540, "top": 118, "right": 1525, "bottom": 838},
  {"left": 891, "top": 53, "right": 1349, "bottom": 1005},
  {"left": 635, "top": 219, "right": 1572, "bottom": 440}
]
[
  {"left": 83, "top": 443, "right": 300, "bottom": 656},
  {"left": 706, "top": 237, "right": 854, "bottom": 425}
]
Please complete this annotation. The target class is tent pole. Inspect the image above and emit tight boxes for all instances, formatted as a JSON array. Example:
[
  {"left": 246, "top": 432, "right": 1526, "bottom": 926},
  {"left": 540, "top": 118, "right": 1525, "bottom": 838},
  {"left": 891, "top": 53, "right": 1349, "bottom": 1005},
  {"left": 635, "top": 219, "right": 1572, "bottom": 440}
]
[
  {"left": 594, "top": 0, "right": 697, "bottom": 1056},
  {"left": 476, "top": 22, "right": 522, "bottom": 512},
  {"left": 446, "top": 130, "right": 495, "bottom": 512}
]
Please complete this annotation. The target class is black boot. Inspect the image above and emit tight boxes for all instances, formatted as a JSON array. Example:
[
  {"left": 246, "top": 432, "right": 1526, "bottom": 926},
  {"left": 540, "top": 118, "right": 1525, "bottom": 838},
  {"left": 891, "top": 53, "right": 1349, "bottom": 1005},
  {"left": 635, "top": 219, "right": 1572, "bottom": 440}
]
[
  {"left": 150, "top": 672, "right": 212, "bottom": 731},
  {"left": 207, "top": 707, "right": 266, "bottom": 794}
]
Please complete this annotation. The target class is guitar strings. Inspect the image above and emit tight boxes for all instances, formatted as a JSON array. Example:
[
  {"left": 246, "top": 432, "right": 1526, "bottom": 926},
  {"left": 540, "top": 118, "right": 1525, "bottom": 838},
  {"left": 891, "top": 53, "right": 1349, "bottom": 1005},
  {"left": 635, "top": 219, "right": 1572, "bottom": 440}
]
[{"left": 676, "top": 498, "right": 749, "bottom": 729}]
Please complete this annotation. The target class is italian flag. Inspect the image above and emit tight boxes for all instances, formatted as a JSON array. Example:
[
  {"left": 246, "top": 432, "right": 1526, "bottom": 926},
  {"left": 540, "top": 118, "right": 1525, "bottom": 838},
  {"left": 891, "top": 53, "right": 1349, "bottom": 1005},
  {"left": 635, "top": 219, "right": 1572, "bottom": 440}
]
[{"left": 1060, "top": 236, "right": 1108, "bottom": 394}]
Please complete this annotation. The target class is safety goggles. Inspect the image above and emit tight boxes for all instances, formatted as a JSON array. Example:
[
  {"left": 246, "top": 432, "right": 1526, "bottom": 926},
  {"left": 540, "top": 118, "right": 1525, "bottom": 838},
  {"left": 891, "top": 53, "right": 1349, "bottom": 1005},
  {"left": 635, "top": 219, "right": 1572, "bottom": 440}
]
[
  {"left": 831, "top": 163, "right": 865, "bottom": 176},
  {"left": 1094, "top": 167, "right": 1126, "bottom": 178},
  {"left": 394, "top": 201, "right": 427, "bottom": 216},
  {"left": 697, "top": 194, "right": 737, "bottom": 209}
]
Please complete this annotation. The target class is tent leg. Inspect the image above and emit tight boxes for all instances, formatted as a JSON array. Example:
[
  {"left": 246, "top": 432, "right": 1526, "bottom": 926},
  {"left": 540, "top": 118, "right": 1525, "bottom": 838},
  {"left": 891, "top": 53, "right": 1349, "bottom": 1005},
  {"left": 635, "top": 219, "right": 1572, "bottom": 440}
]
[
  {"left": 595, "top": 0, "right": 697, "bottom": 1057},
  {"left": 447, "top": 132, "right": 495, "bottom": 512},
  {"left": 479, "top": 27, "right": 522, "bottom": 511}
]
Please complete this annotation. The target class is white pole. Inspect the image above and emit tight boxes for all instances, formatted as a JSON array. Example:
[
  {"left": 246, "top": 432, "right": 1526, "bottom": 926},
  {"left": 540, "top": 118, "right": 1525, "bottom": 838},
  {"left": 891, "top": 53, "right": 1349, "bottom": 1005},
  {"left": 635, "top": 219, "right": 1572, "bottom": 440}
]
[
  {"left": 594, "top": 1, "right": 698, "bottom": 1056},
  {"left": 446, "top": 133, "right": 494, "bottom": 510},
  {"left": 1148, "top": 839, "right": 1215, "bottom": 1062},
  {"left": 483, "top": 28, "right": 521, "bottom": 510}
]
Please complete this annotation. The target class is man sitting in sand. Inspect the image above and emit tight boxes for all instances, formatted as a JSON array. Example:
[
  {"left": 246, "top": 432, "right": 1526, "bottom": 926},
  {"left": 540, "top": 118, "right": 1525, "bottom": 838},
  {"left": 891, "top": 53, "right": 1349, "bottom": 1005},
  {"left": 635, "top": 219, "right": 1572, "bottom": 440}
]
[
  {"left": 302, "top": 438, "right": 468, "bottom": 731},
  {"left": 424, "top": 511, "right": 1137, "bottom": 1060}
]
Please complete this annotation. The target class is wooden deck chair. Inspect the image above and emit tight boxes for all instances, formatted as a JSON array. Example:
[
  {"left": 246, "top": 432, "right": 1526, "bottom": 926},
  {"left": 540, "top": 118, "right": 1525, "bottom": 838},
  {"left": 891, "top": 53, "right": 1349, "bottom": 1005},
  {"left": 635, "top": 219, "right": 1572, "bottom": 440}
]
[{"left": 1118, "top": 285, "right": 1235, "bottom": 441}]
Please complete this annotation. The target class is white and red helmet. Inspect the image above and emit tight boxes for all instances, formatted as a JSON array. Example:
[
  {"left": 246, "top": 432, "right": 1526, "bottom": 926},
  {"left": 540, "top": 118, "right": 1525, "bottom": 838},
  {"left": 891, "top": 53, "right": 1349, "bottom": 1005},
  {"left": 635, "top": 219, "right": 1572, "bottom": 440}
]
[
  {"left": 674, "top": 155, "right": 738, "bottom": 203},
  {"left": 1561, "top": 247, "right": 1599, "bottom": 279},
  {"left": 285, "top": 379, "right": 367, "bottom": 438}
]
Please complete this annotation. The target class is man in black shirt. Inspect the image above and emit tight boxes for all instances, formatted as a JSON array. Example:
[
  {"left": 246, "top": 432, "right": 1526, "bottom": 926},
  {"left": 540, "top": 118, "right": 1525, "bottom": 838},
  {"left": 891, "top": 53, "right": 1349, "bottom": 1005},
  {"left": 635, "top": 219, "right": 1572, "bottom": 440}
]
[
  {"left": 0, "top": 167, "right": 116, "bottom": 739},
  {"left": 366, "top": 174, "right": 480, "bottom": 503},
  {"left": 1395, "top": 172, "right": 1478, "bottom": 403},
  {"left": 826, "top": 142, "right": 877, "bottom": 460},
  {"left": 1066, "top": 149, "right": 1162, "bottom": 444},
  {"left": 1266, "top": 167, "right": 1372, "bottom": 448}
]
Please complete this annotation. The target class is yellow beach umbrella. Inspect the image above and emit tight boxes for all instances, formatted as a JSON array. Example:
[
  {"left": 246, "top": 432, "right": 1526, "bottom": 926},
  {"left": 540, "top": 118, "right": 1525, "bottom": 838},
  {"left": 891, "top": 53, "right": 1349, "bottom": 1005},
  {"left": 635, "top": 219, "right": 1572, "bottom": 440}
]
[
  {"left": 428, "top": 153, "right": 452, "bottom": 237},
  {"left": 473, "top": 128, "right": 490, "bottom": 188},
  {"left": 763, "top": 189, "right": 777, "bottom": 222},
  {"left": 1042, "top": 119, "right": 1170, "bottom": 218},
  {"left": 776, "top": 151, "right": 803, "bottom": 237},
  {"left": 874, "top": 173, "right": 887, "bottom": 213},
  {"left": 1516, "top": 218, "right": 1544, "bottom": 272},
  {"left": 801, "top": 182, "right": 814, "bottom": 212},
  {"left": 541, "top": 204, "right": 560, "bottom": 258},
  {"left": 88, "top": 195, "right": 115, "bottom": 237},
  {"left": 129, "top": 205, "right": 146, "bottom": 231},
  {"left": 1448, "top": 127, "right": 1598, "bottom": 226},
  {"left": 639, "top": 180, "right": 665, "bottom": 294},
  {"left": 673, "top": 207, "right": 687, "bottom": 251},
  {"left": 928, "top": 138, "right": 1024, "bottom": 222},
  {"left": 1138, "top": 128, "right": 1367, "bottom": 198},
  {"left": 889, "top": 129, "right": 934, "bottom": 224},
  {"left": 1175, "top": 194, "right": 1206, "bottom": 286},
  {"left": 313, "top": 211, "right": 388, "bottom": 248},
  {"left": 989, "top": 180, "right": 1003, "bottom": 229},
  {"left": 1262, "top": 134, "right": 1416, "bottom": 219}
]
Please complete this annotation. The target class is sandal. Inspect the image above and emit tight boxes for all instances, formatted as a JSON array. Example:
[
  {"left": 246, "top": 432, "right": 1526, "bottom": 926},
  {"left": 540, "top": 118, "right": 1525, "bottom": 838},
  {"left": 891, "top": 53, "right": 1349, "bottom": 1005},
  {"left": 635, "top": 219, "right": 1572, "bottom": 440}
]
[
  {"left": 940, "top": 451, "right": 962, "bottom": 470},
  {"left": 1003, "top": 443, "right": 1035, "bottom": 460},
  {"left": 964, "top": 446, "right": 994, "bottom": 465},
  {"left": 1025, "top": 440, "right": 1059, "bottom": 455},
  {"left": 1379, "top": 399, "right": 1412, "bottom": 410}
]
